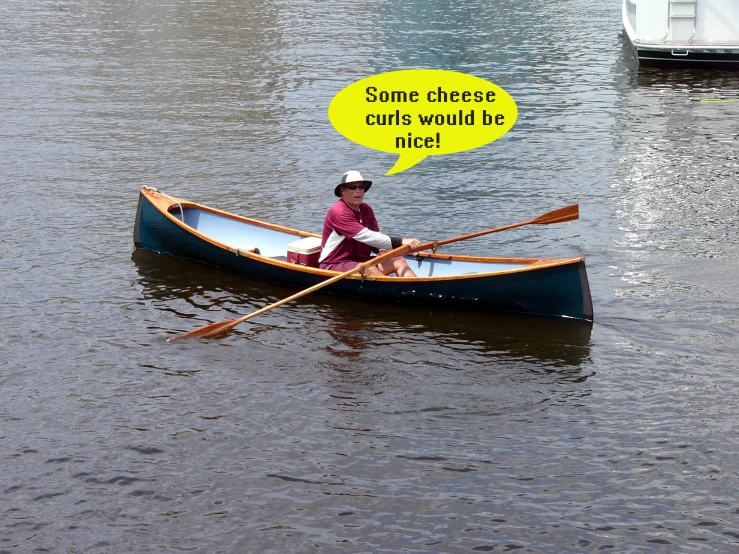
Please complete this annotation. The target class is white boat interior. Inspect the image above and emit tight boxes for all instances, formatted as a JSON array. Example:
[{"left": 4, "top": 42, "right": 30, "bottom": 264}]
[{"left": 174, "top": 206, "right": 530, "bottom": 278}]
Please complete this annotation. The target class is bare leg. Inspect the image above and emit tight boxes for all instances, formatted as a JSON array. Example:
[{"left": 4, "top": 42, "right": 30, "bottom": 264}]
[
  {"left": 392, "top": 256, "right": 417, "bottom": 277},
  {"left": 365, "top": 256, "right": 417, "bottom": 277}
]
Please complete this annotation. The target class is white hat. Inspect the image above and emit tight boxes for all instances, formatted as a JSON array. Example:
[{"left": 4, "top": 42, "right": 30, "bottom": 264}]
[{"left": 335, "top": 170, "right": 373, "bottom": 197}]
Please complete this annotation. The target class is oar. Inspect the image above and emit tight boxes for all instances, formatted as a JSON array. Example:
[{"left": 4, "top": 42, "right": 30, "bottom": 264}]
[
  {"left": 167, "top": 203, "right": 578, "bottom": 342},
  {"left": 166, "top": 243, "right": 416, "bottom": 342},
  {"left": 424, "top": 204, "right": 579, "bottom": 251}
]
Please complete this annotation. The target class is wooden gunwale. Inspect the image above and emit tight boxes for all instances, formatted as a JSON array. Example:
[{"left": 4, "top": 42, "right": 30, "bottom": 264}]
[{"left": 142, "top": 188, "right": 585, "bottom": 283}]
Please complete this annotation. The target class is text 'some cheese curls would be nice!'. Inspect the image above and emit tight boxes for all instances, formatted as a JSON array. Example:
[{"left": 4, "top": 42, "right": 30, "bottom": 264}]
[{"left": 328, "top": 69, "right": 518, "bottom": 175}]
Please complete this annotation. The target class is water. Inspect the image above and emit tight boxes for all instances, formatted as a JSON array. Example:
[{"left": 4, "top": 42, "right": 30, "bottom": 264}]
[{"left": 2, "top": 0, "right": 739, "bottom": 552}]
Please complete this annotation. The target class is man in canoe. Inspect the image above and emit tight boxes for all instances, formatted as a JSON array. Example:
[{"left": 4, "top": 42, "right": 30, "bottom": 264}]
[{"left": 319, "top": 170, "right": 421, "bottom": 277}]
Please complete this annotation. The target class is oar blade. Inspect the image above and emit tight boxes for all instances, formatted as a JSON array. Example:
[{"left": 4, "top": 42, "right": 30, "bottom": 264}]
[
  {"left": 167, "top": 318, "right": 242, "bottom": 343},
  {"left": 533, "top": 204, "right": 579, "bottom": 225}
]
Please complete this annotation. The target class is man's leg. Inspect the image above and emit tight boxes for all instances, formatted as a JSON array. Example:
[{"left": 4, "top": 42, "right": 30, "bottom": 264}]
[{"left": 365, "top": 256, "right": 417, "bottom": 277}]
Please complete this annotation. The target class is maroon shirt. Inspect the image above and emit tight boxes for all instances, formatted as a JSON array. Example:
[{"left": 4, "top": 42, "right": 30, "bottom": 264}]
[{"left": 319, "top": 200, "right": 389, "bottom": 269}]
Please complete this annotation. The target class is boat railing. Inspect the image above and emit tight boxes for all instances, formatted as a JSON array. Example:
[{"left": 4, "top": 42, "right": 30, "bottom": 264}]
[{"left": 662, "top": 0, "right": 698, "bottom": 43}]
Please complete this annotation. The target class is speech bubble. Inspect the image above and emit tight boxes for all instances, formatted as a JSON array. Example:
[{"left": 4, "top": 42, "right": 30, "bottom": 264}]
[{"left": 328, "top": 69, "right": 518, "bottom": 175}]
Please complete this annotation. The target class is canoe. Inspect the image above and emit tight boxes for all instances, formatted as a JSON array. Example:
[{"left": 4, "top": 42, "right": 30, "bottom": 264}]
[{"left": 133, "top": 187, "right": 594, "bottom": 322}]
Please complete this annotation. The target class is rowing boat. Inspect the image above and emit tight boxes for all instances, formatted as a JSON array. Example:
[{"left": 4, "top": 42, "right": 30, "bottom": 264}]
[{"left": 133, "top": 187, "right": 594, "bottom": 322}]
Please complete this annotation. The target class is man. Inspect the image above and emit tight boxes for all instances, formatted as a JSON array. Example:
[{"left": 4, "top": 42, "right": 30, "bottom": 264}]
[{"left": 319, "top": 170, "right": 421, "bottom": 277}]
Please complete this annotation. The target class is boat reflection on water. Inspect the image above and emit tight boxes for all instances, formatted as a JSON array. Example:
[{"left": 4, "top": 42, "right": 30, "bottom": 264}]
[
  {"left": 132, "top": 249, "right": 593, "bottom": 369},
  {"left": 318, "top": 304, "right": 593, "bottom": 369}
]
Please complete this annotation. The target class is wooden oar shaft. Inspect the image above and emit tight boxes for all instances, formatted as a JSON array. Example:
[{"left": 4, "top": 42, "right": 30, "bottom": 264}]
[
  {"left": 167, "top": 243, "right": 414, "bottom": 341},
  {"left": 434, "top": 220, "right": 529, "bottom": 247},
  {"left": 420, "top": 204, "right": 579, "bottom": 251},
  {"left": 230, "top": 244, "right": 412, "bottom": 326}
]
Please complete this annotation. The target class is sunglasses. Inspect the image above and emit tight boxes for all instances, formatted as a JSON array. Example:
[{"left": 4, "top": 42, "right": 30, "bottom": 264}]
[{"left": 342, "top": 184, "right": 367, "bottom": 191}]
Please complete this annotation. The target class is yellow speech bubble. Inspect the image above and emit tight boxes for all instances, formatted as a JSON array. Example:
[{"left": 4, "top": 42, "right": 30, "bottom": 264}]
[{"left": 328, "top": 69, "right": 518, "bottom": 175}]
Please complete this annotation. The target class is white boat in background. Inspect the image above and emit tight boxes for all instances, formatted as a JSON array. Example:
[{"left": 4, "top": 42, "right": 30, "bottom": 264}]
[{"left": 622, "top": 0, "right": 739, "bottom": 67}]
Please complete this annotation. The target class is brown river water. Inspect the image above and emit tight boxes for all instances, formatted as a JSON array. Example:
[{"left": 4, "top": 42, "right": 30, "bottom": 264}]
[{"left": 2, "top": 1, "right": 739, "bottom": 552}]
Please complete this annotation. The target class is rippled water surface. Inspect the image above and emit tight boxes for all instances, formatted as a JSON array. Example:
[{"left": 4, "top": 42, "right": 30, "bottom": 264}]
[{"left": 3, "top": 1, "right": 739, "bottom": 552}]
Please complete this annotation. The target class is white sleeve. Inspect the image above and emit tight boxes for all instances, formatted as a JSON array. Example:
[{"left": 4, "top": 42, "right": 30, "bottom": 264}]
[{"left": 353, "top": 228, "right": 393, "bottom": 250}]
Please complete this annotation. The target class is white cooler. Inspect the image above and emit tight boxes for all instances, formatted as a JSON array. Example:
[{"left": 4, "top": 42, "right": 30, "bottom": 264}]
[{"left": 287, "top": 236, "right": 322, "bottom": 267}]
